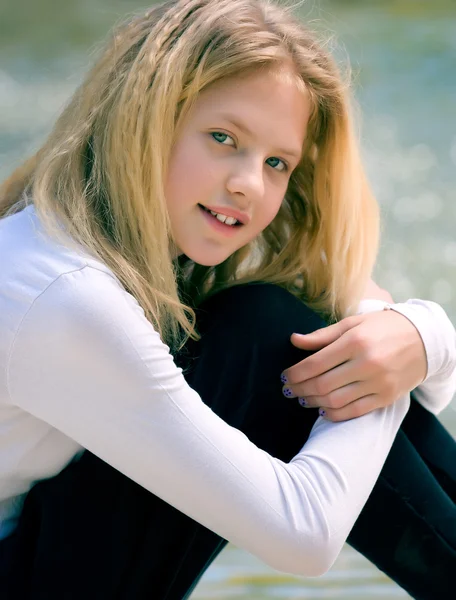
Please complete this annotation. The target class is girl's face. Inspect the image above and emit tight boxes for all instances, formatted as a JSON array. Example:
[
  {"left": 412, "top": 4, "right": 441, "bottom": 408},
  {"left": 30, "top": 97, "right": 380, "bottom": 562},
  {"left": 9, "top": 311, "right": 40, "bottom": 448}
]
[{"left": 165, "top": 69, "right": 311, "bottom": 265}]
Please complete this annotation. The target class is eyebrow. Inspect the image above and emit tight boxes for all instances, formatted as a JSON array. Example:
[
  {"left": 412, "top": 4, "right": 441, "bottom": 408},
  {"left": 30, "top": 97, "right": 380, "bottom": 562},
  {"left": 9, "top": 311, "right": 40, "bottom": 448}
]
[{"left": 216, "top": 113, "right": 303, "bottom": 161}]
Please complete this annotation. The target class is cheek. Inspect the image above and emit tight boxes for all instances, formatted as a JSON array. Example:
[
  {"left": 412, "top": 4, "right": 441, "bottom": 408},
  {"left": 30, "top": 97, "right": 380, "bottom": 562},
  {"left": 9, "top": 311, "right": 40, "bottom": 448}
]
[
  {"left": 254, "top": 193, "right": 284, "bottom": 234},
  {"left": 165, "top": 137, "right": 215, "bottom": 205}
]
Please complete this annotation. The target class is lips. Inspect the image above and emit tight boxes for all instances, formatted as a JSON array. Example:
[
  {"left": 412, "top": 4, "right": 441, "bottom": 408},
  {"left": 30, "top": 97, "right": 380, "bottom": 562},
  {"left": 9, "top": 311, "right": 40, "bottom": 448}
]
[
  {"left": 198, "top": 204, "right": 242, "bottom": 226},
  {"left": 198, "top": 204, "right": 242, "bottom": 237},
  {"left": 198, "top": 203, "right": 250, "bottom": 225}
]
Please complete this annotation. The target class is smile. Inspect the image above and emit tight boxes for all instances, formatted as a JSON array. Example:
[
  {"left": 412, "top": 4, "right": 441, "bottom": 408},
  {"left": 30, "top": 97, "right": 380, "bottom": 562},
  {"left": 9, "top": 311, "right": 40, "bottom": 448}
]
[
  {"left": 198, "top": 204, "right": 243, "bottom": 237},
  {"left": 198, "top": 204, "right": 242, "bottom": 226}
]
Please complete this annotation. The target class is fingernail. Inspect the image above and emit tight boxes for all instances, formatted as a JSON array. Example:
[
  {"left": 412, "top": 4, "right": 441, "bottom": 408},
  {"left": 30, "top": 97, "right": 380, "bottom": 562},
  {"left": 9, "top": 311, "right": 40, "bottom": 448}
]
[
  {"left": 298, "top": 397, "right": 307, "bottom": 407},
  {"left": 319, "top": 408, "right": 326, "bottom": 417},
  {"left": 282, "top": 387, "right": 294, "bottom": 398},
  {"left": 280, "top": 373, "right": 288, "bottom": 384}
]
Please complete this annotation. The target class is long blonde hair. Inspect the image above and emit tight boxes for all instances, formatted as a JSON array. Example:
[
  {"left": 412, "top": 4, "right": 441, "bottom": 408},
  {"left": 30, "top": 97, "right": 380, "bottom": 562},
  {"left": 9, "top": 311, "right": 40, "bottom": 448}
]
[{"left": 0, "top": 0, "right": 379, "bottom": 350}]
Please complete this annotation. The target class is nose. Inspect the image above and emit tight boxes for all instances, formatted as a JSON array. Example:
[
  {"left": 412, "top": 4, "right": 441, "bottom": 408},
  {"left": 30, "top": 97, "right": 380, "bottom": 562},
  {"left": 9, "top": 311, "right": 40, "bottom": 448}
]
[{"left": 225, "top": 158, "right": 265, "bottom": 206}]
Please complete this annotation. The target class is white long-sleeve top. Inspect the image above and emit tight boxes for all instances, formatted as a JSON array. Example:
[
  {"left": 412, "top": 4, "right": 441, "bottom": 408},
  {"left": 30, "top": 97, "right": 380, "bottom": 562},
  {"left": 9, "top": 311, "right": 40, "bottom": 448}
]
[{"left": 0, "top": 204, "right": 455, "bottom": 575}]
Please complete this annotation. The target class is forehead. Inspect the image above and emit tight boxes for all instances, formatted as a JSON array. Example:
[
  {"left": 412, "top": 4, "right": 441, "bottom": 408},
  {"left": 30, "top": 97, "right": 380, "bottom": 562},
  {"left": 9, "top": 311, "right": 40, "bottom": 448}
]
[{"left": 190, "top": 69, "right": 311, "bottom": 151}]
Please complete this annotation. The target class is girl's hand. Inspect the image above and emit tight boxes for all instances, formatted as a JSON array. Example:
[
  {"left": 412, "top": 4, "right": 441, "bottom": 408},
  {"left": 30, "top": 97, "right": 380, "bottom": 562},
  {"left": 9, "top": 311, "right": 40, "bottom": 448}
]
[{"left": 281, "top": 309, "right": 427, "bottom": 422}]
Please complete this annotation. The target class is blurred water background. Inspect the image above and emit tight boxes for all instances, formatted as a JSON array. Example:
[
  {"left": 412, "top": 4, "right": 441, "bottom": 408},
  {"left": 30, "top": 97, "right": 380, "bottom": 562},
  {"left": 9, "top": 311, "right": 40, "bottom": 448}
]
[{"left": 0, "top": 0, "right": 455, "bottom": 597}]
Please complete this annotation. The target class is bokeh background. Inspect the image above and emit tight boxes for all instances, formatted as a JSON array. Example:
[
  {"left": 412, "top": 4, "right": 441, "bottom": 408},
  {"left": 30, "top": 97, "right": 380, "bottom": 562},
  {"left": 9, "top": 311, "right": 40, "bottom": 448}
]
[{"left": 1, "top": 0, "right": 454, "bottom": 597}]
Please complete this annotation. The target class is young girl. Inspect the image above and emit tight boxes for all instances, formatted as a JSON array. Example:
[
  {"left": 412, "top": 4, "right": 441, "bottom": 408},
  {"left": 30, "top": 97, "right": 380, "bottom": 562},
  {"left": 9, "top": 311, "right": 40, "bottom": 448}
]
[{"left": 0, "top": 0, "right": 454, "bottom": 598}]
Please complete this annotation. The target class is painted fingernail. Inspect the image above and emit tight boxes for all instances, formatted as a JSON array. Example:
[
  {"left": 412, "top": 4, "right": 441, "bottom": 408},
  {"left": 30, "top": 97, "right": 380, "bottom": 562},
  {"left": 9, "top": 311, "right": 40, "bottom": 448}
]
[
  {"left": 282, "top": 387, "right": 294, "bottom": 398},
  {"left": 298, "top": 397, "right": 307, "bottom": 407},
  {"left": 280, "top": 373, "right": 288, "bottom": 384},
  {"left": 319, "top": 408, "right": 326, "bottom": 417}
]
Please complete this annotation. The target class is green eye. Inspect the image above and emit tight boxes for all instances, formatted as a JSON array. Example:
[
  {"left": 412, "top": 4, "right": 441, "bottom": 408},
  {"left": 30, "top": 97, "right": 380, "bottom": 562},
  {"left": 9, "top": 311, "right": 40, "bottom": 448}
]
[
  {"left": 266, "top": 157, "right": 287, "bottom": 172},
  {"left": 211, "top": 132, "right": 234, "bottom": 145}
]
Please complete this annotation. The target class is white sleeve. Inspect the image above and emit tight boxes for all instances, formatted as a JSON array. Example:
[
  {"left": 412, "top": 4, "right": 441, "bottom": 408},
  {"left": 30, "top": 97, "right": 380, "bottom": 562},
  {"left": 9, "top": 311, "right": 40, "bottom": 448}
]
[
  {"left": 7, "top": 267, "right": 410, "bottom": 577},
  {"left": 357, "top": 298, "right": 456, "bottom": 415}
]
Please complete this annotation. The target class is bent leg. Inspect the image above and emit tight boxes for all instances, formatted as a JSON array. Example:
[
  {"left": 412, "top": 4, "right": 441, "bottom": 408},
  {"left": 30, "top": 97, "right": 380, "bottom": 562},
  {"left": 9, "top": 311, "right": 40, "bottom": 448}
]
[
  {"left": 160, "top": 285, "right": 456, "bottom": 599},
  {"left": 161, "top": 286, "right": 456, "bottom": 600}
]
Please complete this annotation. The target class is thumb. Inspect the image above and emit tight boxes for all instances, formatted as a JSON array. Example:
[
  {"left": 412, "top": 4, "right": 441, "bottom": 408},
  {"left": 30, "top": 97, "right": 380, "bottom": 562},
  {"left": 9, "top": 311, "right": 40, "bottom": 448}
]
[{"left": 290, "top": 322, "right": 344, "bottom": 350}]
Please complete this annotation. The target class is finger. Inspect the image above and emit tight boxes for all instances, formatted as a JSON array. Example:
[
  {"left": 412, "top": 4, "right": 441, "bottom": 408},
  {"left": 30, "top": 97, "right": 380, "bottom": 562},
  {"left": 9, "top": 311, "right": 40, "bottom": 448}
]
[
  {"left": 319, "top": 395, "right": 385, "bottom": 422},
  {"left": 300, "top": 381, "right": 371, "bottom": 410},
  {"left": 284, "top": 333, "right": 353, "bottom": 384},
  {"left": 282, "top": 383, "right": 297, "bottom": 399},
  {"left": 290, "top": 315, "right": 362, "bottom": 351},
  {"left": 291, "top": 359, "right": 366, "bottom": 398}
]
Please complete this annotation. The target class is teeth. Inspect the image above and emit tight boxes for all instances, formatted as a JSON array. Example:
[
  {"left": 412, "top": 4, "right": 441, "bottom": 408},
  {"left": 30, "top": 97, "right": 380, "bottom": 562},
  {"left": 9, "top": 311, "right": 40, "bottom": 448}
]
[{"left": 209, "top": 210, "right": 239, "bottom": 226}]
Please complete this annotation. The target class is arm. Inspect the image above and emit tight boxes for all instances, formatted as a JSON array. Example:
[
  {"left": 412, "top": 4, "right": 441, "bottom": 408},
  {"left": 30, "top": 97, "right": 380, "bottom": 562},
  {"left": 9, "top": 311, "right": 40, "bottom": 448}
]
[{"left": 6, "top": 267, "right": 409, "bottom": 576}]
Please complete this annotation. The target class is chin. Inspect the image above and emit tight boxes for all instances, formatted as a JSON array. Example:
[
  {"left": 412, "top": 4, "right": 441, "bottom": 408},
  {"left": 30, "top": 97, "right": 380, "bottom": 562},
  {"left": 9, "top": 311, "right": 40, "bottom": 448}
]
[{"left": 184, "top": 246, "right": 232, "bottom": 267}]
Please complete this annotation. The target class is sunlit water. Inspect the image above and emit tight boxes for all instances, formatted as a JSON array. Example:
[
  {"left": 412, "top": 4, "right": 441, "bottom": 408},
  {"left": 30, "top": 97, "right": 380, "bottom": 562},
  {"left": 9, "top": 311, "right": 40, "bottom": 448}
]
[{"left": 1, "top": 1, "right": 455, "bottom": 598}]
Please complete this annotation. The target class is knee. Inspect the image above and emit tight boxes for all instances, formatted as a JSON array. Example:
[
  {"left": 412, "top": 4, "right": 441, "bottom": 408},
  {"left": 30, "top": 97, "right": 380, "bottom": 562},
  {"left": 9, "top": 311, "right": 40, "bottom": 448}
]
[{"left": 197, "top": 283, "right": 327, "bottom": 345}]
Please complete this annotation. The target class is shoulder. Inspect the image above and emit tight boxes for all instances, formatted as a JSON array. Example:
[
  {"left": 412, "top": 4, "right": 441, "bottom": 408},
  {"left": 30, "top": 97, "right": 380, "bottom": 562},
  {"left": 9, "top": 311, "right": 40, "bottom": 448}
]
[
  {"left": 17, "top": 265, "right": 143, "bottom": 344},
  {"left": 1, "top": 204, "right": 130, "bottom": 336}
]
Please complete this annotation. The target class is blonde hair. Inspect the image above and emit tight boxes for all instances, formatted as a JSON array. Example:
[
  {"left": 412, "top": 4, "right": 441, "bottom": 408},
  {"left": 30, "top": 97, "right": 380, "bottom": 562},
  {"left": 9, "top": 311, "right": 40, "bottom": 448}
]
[{"left": 0, "top": 0, "right": 379, "bottom": 350}]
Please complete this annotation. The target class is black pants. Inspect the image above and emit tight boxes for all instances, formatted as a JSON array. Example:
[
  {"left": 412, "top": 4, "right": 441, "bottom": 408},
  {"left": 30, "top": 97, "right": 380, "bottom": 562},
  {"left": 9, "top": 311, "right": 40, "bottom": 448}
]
[{"left": 1, "top": 284, "right": 455, "bottom": 599}]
